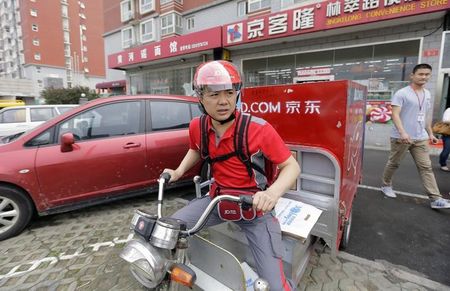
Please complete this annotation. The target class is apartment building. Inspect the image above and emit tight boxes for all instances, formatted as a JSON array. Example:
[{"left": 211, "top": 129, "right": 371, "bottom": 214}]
[{"left": 0, "top": 0, "right": 105, "bottom": 103}]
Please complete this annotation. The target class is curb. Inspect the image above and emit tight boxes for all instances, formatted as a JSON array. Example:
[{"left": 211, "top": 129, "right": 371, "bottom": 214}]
[{"left": 338, "top": 252, "right": 450, "bottom": 291}]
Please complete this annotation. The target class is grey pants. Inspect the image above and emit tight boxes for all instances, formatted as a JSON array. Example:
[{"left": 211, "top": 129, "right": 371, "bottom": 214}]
[
  {"left": 382, "top": 138, "right": 442, "bottom": 200},
  {"left": 171, "top": 195, "right": 295, "bottom": 291}
]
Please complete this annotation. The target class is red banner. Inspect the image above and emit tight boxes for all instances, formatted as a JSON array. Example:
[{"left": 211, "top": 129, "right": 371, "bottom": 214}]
[
  {"left": 223, "top": 0, "right": 449, "bottom": 46},
  {"left": 108, "top": 27, "right": 222, "bottom": 68}
]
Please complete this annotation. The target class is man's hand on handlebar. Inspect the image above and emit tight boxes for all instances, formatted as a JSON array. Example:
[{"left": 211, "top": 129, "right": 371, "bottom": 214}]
[
  {"left": 253, "top": 189, "right": 279, "bottom": 213},
  {"left": 162, "top": 169, "right": 181, "bottom": 183}
]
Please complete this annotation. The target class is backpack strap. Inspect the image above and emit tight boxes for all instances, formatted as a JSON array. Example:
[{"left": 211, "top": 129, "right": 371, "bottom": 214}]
[
  {"left": 235, "top": 113, "right": 266, "bottom": 179},
  {"left": 199, "top": 112, "right": 267, "bottom": 187},
  {"left": 200, "top": 114, "right": 209, "bottom": 161}
]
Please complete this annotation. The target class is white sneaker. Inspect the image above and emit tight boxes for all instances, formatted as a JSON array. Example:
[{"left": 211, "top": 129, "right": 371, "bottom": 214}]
[
  {"left": 381, "top": 186, "right": 397, "bottom": 198},
  {"left": 430, "top": 198, "right": 450, "bottom": 209}
]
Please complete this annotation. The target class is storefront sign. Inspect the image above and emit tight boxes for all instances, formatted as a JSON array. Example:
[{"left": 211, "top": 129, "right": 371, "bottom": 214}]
[
  {"left": 109, "top": 27, "right": 222, "bottom": 69},
  {"left": 224, "top": 0, "right": 449, "bottom": 46},
  {"left": 423, "top": 48, "right": 439, "bottom": 57},
  {"left": 297, "top": 67, "right": 332, "bottom": 76}
]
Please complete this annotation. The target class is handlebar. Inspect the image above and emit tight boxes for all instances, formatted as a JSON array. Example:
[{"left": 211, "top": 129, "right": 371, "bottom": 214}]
[
  {"left": 180, "top": 194, "right": 253, "bottom": 237},
  {"left": 157, "top": 172, "right": 171, "bottom": 218}
]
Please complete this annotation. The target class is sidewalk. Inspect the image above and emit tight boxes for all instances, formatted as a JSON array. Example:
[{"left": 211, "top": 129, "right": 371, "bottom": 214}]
[{"left": 0, "top": 194, "right": 448, "bottom": 291}]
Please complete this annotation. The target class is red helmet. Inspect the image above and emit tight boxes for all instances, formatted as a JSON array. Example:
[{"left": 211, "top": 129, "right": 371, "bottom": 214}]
[{"left": 193, "top": 60, "right": 242, "bottom": 96}]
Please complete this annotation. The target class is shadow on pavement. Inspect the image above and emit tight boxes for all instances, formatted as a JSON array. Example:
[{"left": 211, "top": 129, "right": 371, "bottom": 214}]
[{"left": 347, "top": 149, "right": 450, "bottom": 286}]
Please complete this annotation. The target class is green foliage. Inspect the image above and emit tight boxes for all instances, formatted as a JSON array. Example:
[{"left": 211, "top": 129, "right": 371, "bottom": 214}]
[{"left": 41, "top": 86, "right": 99, "bottom": 104}]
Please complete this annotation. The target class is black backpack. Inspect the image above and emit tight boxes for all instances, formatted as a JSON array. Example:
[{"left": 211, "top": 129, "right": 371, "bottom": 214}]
[{"left": 199, "top": 113, "right": 276, "bottom": 189}]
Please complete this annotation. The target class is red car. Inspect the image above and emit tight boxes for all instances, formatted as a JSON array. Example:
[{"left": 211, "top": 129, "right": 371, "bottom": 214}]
[{"left": 0, "top": 95, "right": 203, "bottom": 240}]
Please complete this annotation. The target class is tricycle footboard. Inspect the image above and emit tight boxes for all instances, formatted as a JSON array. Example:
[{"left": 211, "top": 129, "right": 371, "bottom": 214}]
[{"left": 203, "top": 223, "right": 316, "bottom": 284}]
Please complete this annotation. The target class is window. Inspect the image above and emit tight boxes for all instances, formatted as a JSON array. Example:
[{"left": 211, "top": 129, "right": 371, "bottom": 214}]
[
  {"left": 25, "top": 130, "right": 52, "bottom": 147},
  {"left": 79, "top": 13, "right": 86, "bottom": 19},
  {"left": 237, "top": 1, "right": 247, "bottom": 17},
  {"left": 150, "top": 101, "right": 190, "bottom": 131},
  {"left": 140, "top": 19, "right": 154, "bottom": 43},
  {"left": 32, "top": 38, "right": 40, "bottom": 46},
  {"left": 61, "top": 5, "right": 68, "bottom": 17},
  {"left": 121, "top": 0, "right": 134, "bottom": 22},
  {"left": 186, "top": 17, "right": 194, "bottom": 30},
  {"left": 64, "top": 31, "right": 70, "bottom": 43},
  {"left": 58, "top": 101, "right": 142, "bottom": 141},
  {"left": 57, "top": 107, "right": 74, "bottom": 114},
  {"left": 30, "top": 9, "right": 37, "bottom": 17},
  {"left": 82, "top": 45, "right": 87, "bottom": 52},
  {"left": 63, "top": 19, "right": 69, "bottom": 30},
  {"left": 160, "top": 0, "right": 182, "bottom": 4},
  {"left": 79, "top": 2, "right": 85, "bottom": 9},
  {"left": 140, "top": 0, "right": 154, "bottom": 14},
  {"left": 34, "top": 53, "right": 41, "bottom": 60},
  {"left": 0, "top": 109, "right": 26, "bottom": 123},
  {"left": 30, "top": 108, "right": 55, "bottom": 122},
  {"left": 121, "top": 27, "right": 134, "bottom": 48},
  {"left": 160, "top": 13, "right": 182, "bottom": 36},
  {"left": 190, "top": 104, "right": 202, "bottom": 118},
  {"left": 31, "top": 24, "right": 38, "bottom": 31},
  {"left": 248, "top": 0, "right": 270, "bottom": 13}
]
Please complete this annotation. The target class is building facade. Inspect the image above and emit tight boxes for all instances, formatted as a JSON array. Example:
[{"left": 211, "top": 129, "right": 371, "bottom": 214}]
[
  {"left": 0, "top": 0, "right": 106, "bottom": 103},
  {"left": 104, "top": 0, "right": 450, "bottom": 148}
]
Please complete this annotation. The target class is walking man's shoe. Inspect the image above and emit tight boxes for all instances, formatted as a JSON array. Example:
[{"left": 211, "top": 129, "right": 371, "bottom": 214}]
[
  {"left": 381, "top": 186, "right": 397, "bottom": 198},
  {"left": 430, "top": 198, "right": 450, "bottom": 209}
]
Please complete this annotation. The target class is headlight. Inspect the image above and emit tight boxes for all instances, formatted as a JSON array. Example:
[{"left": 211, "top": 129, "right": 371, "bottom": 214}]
[{"left": 120, "top": 239, "right": 167, "bottom": 289}]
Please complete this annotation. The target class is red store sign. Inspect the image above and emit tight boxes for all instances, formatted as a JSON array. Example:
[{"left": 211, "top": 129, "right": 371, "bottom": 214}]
[
  {"left": 108, "top": 27, "right": 222, "bottom": 69},
  {"left": 223, "top": 0, "right": 449, "bottom": 46}
]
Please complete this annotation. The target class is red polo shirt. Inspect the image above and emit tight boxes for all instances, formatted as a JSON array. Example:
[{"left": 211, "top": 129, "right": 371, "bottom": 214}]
[{"left": 189, "top": 111, "right": 291, "bottom": 189}]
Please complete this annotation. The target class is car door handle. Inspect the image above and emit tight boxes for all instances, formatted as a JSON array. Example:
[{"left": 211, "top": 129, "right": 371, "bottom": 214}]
[{"left": 123, "top": 142, "right": 141, "bottom": 149}]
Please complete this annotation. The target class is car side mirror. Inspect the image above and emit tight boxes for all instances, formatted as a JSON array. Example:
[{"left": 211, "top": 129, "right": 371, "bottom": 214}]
[{"left": 60, "top": 132, "right": 75, "bottom": 152}]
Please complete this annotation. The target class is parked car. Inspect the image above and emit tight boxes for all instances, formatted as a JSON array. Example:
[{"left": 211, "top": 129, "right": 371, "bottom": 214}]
[
  {"left": 0, "top": 95, "right": 204, "bottom": 240},
  {"left": 0, "top": 104, "right": 78, "bottom": 138}
]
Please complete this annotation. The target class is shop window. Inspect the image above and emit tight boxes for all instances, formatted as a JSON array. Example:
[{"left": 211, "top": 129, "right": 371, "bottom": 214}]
[
  {"left": 243, "top": 40, "right": 419, "bottom": 92},
  {"left": 161, "top": 12, "right": 182, "bottom": 36},
  {"left": 248, "top": 0, "right": 270, "bottom": 13},
  {"left": 244, "top": 58, "right": 269, "bottom": 87},
  {"left": 186, "top": 17, "right": 194, "bottom": 30},
  {"left": 121, "top": 27, "right": 134, "bottom": 48},
  {"left": 31, "top": 24, "right": 38, "bottom": 31},
  {"left": 140, "top": 19, "right": 154, "bottom": 43},
  {"left": 237, "top": 1, "right": 247, "bottom": 17},
  {"left": 267, "top": 55, "right": 295, "bottom": 85},
  {"left": 442, "top": 32, "right": 450, "bottom": 69},
  {"left": 140, "top": 0, "right": 154, "bottom": 14},
  {"left": 121, "top": 0, "right": 134, "bottom": 22}
]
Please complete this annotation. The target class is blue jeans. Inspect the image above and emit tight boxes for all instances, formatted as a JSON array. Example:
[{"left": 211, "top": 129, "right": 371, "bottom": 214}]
[{"left": 439, "top": 135, "right": 450, "bottom": 167}]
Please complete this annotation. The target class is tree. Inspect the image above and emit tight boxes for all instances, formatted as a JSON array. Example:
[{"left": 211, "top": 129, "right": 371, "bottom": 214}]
[{"left": 41, "top": 86, "right": 99, "bottom": 104}]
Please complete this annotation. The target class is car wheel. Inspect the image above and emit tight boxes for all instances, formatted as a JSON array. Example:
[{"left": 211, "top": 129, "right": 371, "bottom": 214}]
[
  {"left": 0, "top": 186, "right": 34, "bottom": 241},
  {"left": 339, "top": 209, "right": 352, "bottom": 250}
]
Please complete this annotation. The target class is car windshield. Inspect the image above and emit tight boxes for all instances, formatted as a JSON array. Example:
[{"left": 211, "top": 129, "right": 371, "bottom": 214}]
[{"left": 0, "top": 131, "right": 26, "bottom": 144}]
